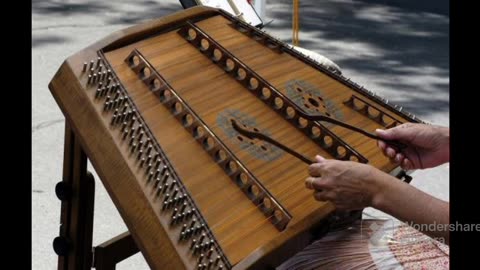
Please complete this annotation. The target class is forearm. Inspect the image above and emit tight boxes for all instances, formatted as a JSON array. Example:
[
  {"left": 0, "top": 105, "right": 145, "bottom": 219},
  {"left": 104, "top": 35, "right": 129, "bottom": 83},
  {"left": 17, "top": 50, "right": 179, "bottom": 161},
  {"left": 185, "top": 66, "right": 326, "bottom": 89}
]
[{"left": 371, "top": 171, "right": 450, "bottom": 244}]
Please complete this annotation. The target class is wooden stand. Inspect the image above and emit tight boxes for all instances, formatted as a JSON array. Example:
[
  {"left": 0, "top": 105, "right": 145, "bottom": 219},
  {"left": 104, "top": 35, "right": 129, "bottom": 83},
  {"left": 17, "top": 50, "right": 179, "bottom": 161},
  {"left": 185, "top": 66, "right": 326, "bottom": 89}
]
[{"left": 53, "top": 122, "right": 140, "bottom": 270}]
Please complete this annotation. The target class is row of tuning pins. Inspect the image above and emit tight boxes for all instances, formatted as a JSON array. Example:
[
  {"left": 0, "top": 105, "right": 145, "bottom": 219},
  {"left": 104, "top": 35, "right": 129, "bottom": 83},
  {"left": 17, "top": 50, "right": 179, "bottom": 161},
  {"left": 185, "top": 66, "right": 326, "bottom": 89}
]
[
  {"left": 120, "top": 122, "right": 225, "bottom": 270},
  {"left": 88, "top": 61, "right": 227, "bottom": 269},
  {"left": 102, "top": 91, "right": 129, "bottom": 114},
  {"left": 82, "top": 57, "right": 113, "bottom": 86},
  {"left": 179, "top": 223, "right": 224, "bottom": 269},
  {"left": 115, "top": 115, "right": 198, "bottom": 223},
  {"left": 119, "top": 116, "right": 225, "bottom": 268}
]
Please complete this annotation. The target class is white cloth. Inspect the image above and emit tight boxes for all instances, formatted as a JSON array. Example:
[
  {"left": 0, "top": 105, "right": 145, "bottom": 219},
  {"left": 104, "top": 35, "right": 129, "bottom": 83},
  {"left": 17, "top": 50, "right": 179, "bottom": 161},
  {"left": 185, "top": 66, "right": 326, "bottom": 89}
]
[{"left": 291, "top": 45, "right": 342, "bottom": 74}]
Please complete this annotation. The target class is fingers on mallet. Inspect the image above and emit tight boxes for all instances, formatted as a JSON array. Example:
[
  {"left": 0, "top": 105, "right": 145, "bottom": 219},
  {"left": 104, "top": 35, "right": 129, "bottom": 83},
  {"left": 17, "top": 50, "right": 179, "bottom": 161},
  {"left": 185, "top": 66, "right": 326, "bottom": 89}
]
[
  {"left": 308, "top": 164, "right": 322, "bottom": 177},
  {"left": 394, "top": 153, "right": 404, "bottom": 164},
  {"left": 305, "top": 177, "right": 315, "bottom": 189},
  {"left": 313, "top": 191, "right": 326, "bottom": 201},
  {"left": 402, "top": 159, "right": 412, "bottom": 170},
  {"left": 315, "top": 155, "right": 326, "bottom": 162},
  {"left": 386, "top": 147, "right": 396, "bottom": 158},
  {"left": 377, "top": 140, "right": 386, "bottom": 150},
  {"left": 314, "top": 190, "right": 334, "bottom": 201}
]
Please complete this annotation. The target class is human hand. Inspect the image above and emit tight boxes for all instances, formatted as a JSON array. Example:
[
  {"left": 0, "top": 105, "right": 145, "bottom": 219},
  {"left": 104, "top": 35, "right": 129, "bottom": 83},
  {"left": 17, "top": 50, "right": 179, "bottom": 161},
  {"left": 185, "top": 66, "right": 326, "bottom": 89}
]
[
  {"left": 306, "top": 155, "right": 385, "bottom": 210},
  {"left": 376, "top": 123, "right": 449, "bottom": 170}
]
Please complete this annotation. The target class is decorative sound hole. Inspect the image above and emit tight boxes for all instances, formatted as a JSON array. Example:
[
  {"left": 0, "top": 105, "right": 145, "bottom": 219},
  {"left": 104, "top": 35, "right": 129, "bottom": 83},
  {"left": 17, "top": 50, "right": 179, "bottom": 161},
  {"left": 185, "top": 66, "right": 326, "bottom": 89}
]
[
  {"left": 182, "top": 114, "right": 193, "bottom": 127},
  {"left": 302, "top": 94, "right": 329, "bottom": 115},
  {"left": 225, "top": 59, "right": 235, "bottom": 72},
  {"left": 212, "top": 49, "right": 222, "bottom": 62},
  {"left": 187, "top": 28, "right": 197, "bottom": 40},
  {"left": 200, "top": 39, "right": 210, "bottom": 51},
  {"left": 308, "top": 97, "right": 319, "bottom": 107},
  {"left": 349, "top": 155, "right": 359, "bottom": 162},
  {"left": 285, "top": 79, "right": 344, "bottom": 123}
]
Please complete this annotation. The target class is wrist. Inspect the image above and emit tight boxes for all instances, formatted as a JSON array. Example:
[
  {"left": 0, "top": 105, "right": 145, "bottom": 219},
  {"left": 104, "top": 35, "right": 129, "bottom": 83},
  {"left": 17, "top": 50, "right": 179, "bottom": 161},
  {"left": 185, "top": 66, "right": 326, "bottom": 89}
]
[
  {"left": 367, "top": 168, "right": 393, "bottom": 209},
  {"left": 440, "top": 126, "right": 450, "bottom": 163}
]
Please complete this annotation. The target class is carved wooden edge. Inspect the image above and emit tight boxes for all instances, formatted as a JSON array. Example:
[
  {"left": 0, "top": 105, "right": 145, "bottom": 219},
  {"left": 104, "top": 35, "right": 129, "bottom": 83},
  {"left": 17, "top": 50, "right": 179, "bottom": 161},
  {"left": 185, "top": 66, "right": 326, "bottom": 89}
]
[
  {"left": 78, "top": 6, "right": 220, "bottom": 54},
  {"left": 178, "top": 22, "right": 368, "bottom": 164},
  {"left": 49, "top": 59, "right": 188, "bottom": 269},
  {"left": 125, "top": 49, "right": 292, "bottom": 231},
  {"left": 234, "top": 203, "right": 336, "bottom": 270}
]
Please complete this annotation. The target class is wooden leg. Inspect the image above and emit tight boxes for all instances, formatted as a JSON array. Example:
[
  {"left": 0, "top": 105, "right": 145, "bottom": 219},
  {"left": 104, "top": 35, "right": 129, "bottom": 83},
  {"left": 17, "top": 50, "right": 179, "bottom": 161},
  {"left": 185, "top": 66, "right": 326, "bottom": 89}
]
[
  {"left": 54, "top": 122, "right": 95, "bottom": 270},
  {"left": 93, "top": 232, "right": 140, "bottom": 270}
]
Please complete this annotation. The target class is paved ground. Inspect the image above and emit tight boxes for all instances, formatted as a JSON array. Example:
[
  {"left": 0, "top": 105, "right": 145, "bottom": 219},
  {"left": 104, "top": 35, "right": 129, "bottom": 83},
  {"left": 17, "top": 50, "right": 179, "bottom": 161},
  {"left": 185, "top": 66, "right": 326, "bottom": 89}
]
[{"left": 33, "top": 0, "right": 449, "bottom": 269}]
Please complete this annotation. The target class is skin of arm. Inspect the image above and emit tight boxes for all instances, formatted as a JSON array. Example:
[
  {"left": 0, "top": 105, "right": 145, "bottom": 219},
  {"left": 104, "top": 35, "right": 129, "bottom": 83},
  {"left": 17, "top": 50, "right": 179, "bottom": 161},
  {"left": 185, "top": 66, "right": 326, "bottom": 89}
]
[{"left": 307, "top": 155, "right": 450, "bottom": 244}]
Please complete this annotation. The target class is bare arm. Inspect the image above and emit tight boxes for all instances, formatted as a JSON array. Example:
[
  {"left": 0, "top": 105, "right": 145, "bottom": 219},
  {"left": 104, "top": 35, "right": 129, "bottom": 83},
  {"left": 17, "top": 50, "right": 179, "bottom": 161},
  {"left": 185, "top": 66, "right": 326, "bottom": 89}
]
[
  {"left": 307, "top": 156, "right": 450, "bottom": 244},
  {"left": 371, "top": 168, "right": 450, "bottom": 244}
]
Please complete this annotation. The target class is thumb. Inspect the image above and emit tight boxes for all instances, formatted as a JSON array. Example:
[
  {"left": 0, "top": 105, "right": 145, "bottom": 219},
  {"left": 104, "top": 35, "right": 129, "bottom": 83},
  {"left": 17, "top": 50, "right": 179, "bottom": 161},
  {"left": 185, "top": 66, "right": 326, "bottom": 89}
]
[
  {"left": 375, "top": 125, "right": 412, "bottom": 141},
  {"left": 315, "top": 155, "right": 326, "bottom": 163}
]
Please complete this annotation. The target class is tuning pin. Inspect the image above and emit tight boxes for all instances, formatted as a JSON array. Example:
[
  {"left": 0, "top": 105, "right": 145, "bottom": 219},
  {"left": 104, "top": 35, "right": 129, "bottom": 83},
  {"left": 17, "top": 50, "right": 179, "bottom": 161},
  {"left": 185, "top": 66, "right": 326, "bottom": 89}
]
[
  {"left": 137, "top": 149, "right": 144, "bottom": 161},
  {"left": 110, "top": 113, "right": 117, "bottom": 125},
  {"left": 190, "top": 239, "right": 197, "bottom": 250},
  {"left": 122, "top": 128, "right": 129, "bottom": 140},
  {"left": 161, "top": 166, "right": 168, "bottom": 176}
]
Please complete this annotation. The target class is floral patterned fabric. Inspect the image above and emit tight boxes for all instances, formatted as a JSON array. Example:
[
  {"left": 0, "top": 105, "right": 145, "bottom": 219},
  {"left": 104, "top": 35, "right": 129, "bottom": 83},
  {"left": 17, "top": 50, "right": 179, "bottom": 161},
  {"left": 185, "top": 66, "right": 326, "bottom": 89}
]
[{"left": 277, "top": 219, "right": 449, "bottom": 270}]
